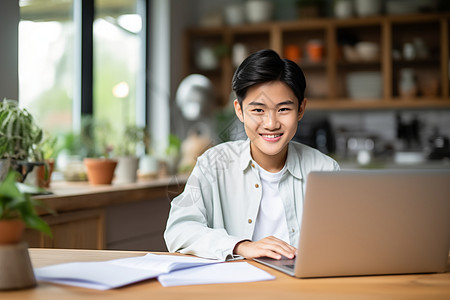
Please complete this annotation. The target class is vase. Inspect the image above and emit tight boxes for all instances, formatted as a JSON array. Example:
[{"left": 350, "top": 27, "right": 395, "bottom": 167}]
[
  {"left": 245, "top": 0, "right": 274, "bottom": 24},
  {"left": 355, "top": 0, "right": 382, "bottom": 17},
  {"left": 0, "top": 242, "right": 36, "bottom": 290},
  {"left": 115, "top": 156, "right": 139, "bottom": 184},
  {"left": 0, "top": 219, "right": 36, "bottom": 290},
  {"left": 334, "top": 0, "right": 354, "bottom": 18},
  {"left": 399, "top": 68, "right": 417, "bottom": 98}
]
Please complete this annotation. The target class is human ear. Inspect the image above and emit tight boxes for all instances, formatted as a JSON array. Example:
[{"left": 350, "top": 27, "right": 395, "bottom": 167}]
[
  {"left": 297, "top": 98, "right": 307, "bottom": 121},
  {"left": 233, "top": 99, "right": 244, "bottom": 123}
]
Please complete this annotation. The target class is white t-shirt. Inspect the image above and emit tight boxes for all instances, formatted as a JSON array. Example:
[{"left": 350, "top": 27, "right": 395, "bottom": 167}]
[{"left": 252, "top": 162, "right": 290, "bottom": 244}]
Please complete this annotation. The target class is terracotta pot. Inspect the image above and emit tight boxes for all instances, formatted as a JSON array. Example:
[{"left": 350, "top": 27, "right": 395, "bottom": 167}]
[
  {"left": 307, "top": 40, "right": 324, "bottom": 63},
  {"left": 0, "top": 219, "right": 25, "bottom": 245},
  {"left": 36, "top": 159, "right": 55, "bottom": 188},
  {"left": 84, "top": 158, "right": 117, "bottom": 185},
  {"left": 284, "top": 44, "right": 301, "bottom": 63}
]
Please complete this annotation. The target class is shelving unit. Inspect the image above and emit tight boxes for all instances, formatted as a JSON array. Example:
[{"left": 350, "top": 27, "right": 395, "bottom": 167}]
[{"left": 183, "top": 13, "right": 450, "bottom": 110}]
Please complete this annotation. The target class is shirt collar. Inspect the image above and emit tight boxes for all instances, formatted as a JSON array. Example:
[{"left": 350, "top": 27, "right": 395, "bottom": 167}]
[
  {"left": 239, "top": 139, "right": 253, "bottom": 171},
  {"left": 285, "top": 142, "right": 303, "bottom": 180},
  {"left": 239, "top": 139, "right": 303, "bottom": 180}
]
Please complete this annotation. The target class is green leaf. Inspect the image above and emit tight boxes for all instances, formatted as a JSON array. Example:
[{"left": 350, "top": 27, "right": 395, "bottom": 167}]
[
  {"left": 0, "top": 170, "right": 53, "bottom": 237},
  {"left": 0, "top": 171, "right": 22, "bottom": 199},
  {"left": 22, "top": 213, "right": 52, "bottom": 237}
]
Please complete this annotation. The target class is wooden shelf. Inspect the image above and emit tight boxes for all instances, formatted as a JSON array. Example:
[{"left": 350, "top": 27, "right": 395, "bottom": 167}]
[
  {"left": 307, "top": 99, "right": 450, "bottom": 110},
  {"left": 184, "top": 12, "right": 450, "bottom": 110}
]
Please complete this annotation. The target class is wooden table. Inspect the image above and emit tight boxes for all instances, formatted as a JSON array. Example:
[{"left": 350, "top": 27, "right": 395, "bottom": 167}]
[{"left": 1, "top": 248, "right": 449, "bottom": 300}]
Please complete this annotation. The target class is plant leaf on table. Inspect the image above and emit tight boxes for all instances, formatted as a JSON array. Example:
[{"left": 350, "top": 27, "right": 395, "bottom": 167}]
[{"left": 0, "top": 171, "right": 53, "bottom": 237}]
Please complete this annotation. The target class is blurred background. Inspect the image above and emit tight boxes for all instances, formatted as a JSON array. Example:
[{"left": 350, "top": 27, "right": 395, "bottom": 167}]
[{"left": 1, "top": 0, "right": 450, "bottom": 176}]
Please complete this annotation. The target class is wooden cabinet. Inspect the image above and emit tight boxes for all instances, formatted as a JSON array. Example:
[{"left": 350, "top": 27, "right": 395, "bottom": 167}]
[
  {"left": 23, "top": 176, "right": 187, "bottom": 251},
  {"left": 183, "top": 13, "right": 450, "bottom": 110},
  {"left": 24, "top": 209, "right": 105, "bottom": 250}
]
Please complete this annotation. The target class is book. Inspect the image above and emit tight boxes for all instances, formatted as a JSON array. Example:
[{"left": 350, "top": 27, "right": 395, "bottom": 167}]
[{"left": 34, "top": 253, "right": 274, "bottom": 289}]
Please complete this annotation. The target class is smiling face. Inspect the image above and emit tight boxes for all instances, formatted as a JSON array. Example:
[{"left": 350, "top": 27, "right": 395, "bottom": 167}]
[{"left": 234, "top": 80, "right": 306, "bottom": 171}]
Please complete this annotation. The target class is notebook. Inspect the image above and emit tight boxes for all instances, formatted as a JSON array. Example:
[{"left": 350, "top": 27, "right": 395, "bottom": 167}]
[{"left": 254, "top": 170, "right": 450, "bottom": 278}]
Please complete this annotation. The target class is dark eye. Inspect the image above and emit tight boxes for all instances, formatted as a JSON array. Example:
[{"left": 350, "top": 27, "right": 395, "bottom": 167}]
[
  {"left": 252, "top": 108, "right": 264, "bottom": 113},
  {"left": 279, "top": 107, "right": 291, "bottom": 112}
]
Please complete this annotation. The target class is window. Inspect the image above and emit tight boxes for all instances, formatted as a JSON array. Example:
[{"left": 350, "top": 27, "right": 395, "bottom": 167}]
[
  {"left": 19, "top": 0, "right": 75, "bottom": 135},
  {"left": 94, "top": 1, "right": 143, "bottom": 147},
  {"left": 19, "top": 0, "right": 147, "bottom": 153}
]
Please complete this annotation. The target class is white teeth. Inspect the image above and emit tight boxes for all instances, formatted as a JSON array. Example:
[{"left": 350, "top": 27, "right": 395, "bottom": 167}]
[{"left": 262, "top": 134, "right": 280, "bottom": 138}]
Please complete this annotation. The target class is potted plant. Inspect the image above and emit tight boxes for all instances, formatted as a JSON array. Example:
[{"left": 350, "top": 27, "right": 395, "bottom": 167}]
[
  {"left": 138, "top": 127, "right": 160, "bottom": 179},
  {"left": 160, "top": 134, "right": 181, "bottom": 177},
  {"left": 32, "top": 132, "right": 58, "bottom": 188},
  {"left": 81, "top": 116, "right": 117, "bottom": 185},
  {"left": 57, "top": 131, "right": 88, "bottom": 182},
  {"left": 114, "top": 125, "right": 144, "bottom": 184},
  {"left": 0, "top": 99, "right": 43, "bottom": 182},
  {"left": 0, "top": 170, "right": 52, "bottom": 290}
]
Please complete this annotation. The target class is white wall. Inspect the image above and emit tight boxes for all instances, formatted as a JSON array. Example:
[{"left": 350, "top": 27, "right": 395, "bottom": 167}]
[{"left": 0, "top": 0, "right": 19, "bottom": 100}]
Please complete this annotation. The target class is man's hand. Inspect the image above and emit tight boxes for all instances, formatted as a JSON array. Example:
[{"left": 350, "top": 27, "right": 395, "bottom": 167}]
[{"left": 233, "top": 236, "right": 296, "bottom": 260}]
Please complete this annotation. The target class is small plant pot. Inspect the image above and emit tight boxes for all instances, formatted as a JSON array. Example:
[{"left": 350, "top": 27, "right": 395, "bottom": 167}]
[
  {"left": 139, "top": 155, "right": 159, "bottom": 179},
  {"left": 84, "top": 158, "right": 117, "bottom": 185},
  {"left": 115, "top": 156, "right": 139, "bottom": 184},
  {"left": 0, "top": 242, "right": 36, "bottom": 290},
  {"left": 0, "top": 219, "right": 25, "bottom": 245},
  {"left": 36, "top": 159, "right": 55, "bottom": 188}
]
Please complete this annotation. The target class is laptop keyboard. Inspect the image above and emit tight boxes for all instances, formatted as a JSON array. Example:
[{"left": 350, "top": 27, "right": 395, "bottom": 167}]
[{"left": 284, "top": 264, "right": 295, "bottom": 269}]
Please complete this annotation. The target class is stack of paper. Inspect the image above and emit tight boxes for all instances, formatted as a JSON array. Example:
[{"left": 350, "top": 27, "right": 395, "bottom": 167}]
[
  {"left": 34, "top": 253, "right": 275, "bottom": 290},
  {"left": 158, "top": 261, "right": 275, "bottom": 287}
]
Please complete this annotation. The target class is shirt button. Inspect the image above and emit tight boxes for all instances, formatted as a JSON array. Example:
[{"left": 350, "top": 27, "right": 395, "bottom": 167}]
[
  {"left": 251, "top": 163, "right": 255, "bottom": 168},
  {"left": 255, "top": 183, "right": 259, "bottom": 188},
  {"left": 248, "top": 219, "right": 253, "bottom": 224},
  {"left": 292, "top": 228, "right": 295, "bottom": 233}
]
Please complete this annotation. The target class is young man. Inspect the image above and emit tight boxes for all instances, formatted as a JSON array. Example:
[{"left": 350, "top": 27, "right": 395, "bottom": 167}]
[{"left": 164, "top": 49, "right": 339, "bottom": 261}]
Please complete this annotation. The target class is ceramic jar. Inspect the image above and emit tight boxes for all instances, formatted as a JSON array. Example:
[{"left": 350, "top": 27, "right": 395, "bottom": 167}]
[
  {"left": 355, "top": 0, "right": 382, "bottom": 17},
  {"left": 306, "top": 40, "right": 324, "bottom": 63},
  {"left": 195, "top": 47, "right": 218, "bottom": 71},
  {"left": 245, "top": 0, "right": 274, "bottom": 23},
  {"left": 115, "top": 156, "right": 139, "bottom": 184},
  {"left": 224, "top": 3, "right": 245, "bottom": 26},
  {"left": 284, "top": 44, "right": 301, "bottom": 62},
  {"left": 334, "top": 0, "right": 353, "bottom": 18},
  {"left": 399, "top": 68, "right": 418, "bottom": 98},
  {"left": 232, "top": 43, "right": 248, "bottom": 68}
]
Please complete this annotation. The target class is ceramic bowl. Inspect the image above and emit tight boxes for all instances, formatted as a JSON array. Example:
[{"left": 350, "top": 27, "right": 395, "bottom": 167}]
[{"left": 355, "top": 42, "right": 379, "bottom": 61}]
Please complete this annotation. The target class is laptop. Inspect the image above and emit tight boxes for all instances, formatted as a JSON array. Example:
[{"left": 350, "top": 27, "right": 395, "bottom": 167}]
[{"left": 254, "top": 170, "right": 450, "bottom": 278}]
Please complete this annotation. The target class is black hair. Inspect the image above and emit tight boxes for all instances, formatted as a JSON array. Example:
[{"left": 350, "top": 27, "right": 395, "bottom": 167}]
[{"left": 231, "top": 49, "right": 306, "bottom": 111}]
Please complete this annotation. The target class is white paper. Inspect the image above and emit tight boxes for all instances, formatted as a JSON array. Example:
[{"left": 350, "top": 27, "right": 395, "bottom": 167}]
[
  {"left": 158, "top": 262, "right": 275, "bottom": 287},
  {"left": 34, "top": 253, "right": 220, "bottom": 290}
]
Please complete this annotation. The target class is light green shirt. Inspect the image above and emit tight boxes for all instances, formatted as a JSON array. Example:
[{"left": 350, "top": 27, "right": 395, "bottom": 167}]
[{"left": 164, "top": 139, "right": 340, "bottom": 261}]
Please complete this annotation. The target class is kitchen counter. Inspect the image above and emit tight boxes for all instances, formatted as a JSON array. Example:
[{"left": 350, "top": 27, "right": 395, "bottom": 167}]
[
  {"left": 338, "top": 158, "right": 450, "bottom": 170},
  {"left": 24, "top": 175, "right": 188, "bottom": 251},
  {"left": 33, "top": 174, "right": 189, "bottom": 213}
]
